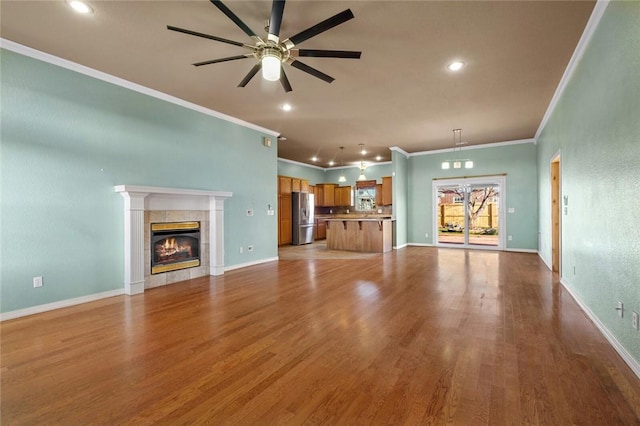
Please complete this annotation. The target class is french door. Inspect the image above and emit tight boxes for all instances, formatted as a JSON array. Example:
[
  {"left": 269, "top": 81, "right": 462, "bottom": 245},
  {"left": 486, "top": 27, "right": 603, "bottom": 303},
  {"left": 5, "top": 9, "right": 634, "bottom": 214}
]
[{"left": 433, "top": 176, "right": 506, "bottom": 250}]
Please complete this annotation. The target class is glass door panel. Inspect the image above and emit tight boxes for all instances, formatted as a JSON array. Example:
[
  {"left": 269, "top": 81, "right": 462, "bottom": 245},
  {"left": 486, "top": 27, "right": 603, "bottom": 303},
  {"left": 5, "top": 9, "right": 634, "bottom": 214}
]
[
  {"left": 437, "top": 186, "right": 466, "bottom": 245},
  {"left": 467, "top": 185, "right": 499, "bottom": 247}
]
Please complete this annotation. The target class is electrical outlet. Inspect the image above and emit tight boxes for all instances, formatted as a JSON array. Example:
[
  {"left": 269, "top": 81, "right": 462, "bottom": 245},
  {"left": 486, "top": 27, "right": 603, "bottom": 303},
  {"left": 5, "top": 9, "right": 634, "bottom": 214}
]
[
  {"left": 632, "top": 312, "right": 639, "bottom": 331},
  {"left": 425, "top": 233, "right": 429, "bottom": 238},
  {"left": 508, "top": 235, "right": 513, "bottom": 241},
  {"left": 616, "top": 301, "right": 624, "bottom": 318},
  {"left": 239, "top": 247, "right": 243, "bottom": 253},
  {"left": 33, "top": 276, "right": 43, "bottom": 288},
  {"left": 267, "top": 210, "right": 275, "bottom": 216},
  {"left": 247, "top": 245, "right": 254, "bottom": 252}
]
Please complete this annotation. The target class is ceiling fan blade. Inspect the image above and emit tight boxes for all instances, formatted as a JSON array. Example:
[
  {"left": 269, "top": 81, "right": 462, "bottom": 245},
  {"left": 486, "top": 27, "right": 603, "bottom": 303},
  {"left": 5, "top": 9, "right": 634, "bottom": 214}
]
[
  {"left": 238, "top": 64, "right": 262, "bottom": 87},
  {"left": 167, "top": 25, "right": 245, "bottom": 47},
  {"left": 296, "top": 49, "right": 361, "bottom": 59},
  {"left": 193, "top": 55, "right": 251, "bottom": 67},
  {"left": 290, "top": 60, "right": 334, "bottom": 84},
  {"left": 210, "top": 0, "right": 258, "bottom": 39},
  {"left": 285, "top": 9, "right": 354, "bottom": 47},
  {"left": 268, "top": 0, "right": 286, "bottom": 41},
  {"left": 280, "top": 67, "right": 293, "bottom": 92}
]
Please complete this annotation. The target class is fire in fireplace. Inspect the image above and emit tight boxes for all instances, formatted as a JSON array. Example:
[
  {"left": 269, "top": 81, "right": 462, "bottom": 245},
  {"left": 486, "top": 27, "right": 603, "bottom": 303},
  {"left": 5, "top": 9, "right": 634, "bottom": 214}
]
[{"left": 151, "top": 221, "right": 200, "bottom": 274}]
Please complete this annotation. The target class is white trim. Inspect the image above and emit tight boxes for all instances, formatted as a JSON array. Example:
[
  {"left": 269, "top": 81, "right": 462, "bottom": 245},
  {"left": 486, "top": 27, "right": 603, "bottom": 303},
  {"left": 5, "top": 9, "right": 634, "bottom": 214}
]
[
  {"left": 560, "top": 278, "right": 640, "bottom": 380},
  {"left": 277, "top": 157, "right": 327, "bottom": 171},
  {"left": 0, "top": 39, "right": 279, "bottom": 137},
  {"left": 538, "top": 251, "right": 553, "bottom": 270},
  {"left": 0, "top": 289, "right": 124, "bottom": 321},
  {"left": 504, "top": 248, "right": 538, "bottom": 254},
  {"left": 392, "top": 244, "right": 407, "bottom": 250},
  {"left": 408, "top": 243, "right": 435, "bottom": 247},
  {"left": 535, "top": 0, "right": 610, "bottom": 139},
  {"left": 225, "top": 257, "right": 279, "bottom": 272},
  {"left": 408, "top": 138, "right": 535, "bottom": 157},
  {"left": 389, "top": 146, "right": 410, "bottom": 157}
]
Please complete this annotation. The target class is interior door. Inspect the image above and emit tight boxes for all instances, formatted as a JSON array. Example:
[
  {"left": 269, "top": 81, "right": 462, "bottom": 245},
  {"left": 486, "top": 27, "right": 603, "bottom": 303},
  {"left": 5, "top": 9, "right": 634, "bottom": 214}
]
[{"left": 433, "top": 176, "right": 505, "bottom": 250}]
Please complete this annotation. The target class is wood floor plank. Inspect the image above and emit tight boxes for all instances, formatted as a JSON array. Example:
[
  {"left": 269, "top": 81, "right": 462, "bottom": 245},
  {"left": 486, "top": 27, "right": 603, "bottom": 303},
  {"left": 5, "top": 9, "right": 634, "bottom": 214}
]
[{"left": 2, "top": 248, "right": 640, "bottom": 425}]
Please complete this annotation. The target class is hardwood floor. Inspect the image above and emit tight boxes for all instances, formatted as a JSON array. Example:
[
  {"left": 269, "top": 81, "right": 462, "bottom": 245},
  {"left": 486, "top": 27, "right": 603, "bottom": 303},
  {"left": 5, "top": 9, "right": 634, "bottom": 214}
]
[{"left": 2, "top": 248, "right": 639, "bottom": 425}]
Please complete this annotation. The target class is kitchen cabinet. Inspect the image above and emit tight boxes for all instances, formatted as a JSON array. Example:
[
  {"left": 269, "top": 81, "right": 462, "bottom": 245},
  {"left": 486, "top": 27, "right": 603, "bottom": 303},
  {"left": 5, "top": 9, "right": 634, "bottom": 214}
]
[
  {"left": 301, "top": 180, "right": 309, "bottom": 193},
  {"left": 291, "top": 178, "right": 301, "bottom": 193},
  {"left": 278, "top": 176, "right": 292, "bottom": 194},
  {"left": 381, "top": 176, "right": 393, "bottom": 206},
  {"left": 375, "top": 184, "right": 383, "bottom": 207},
  {"left": 334, "top": 186, "right": 352, "bottom": 206},
  {"left": 278, "top": 194, "right": 292, "bottom": 245},
  {"left": 315, "top": 219, "right": 327, "bottom": 240},
  {"left": 316, "top": 184, "right": 336, "bottom": 206}
]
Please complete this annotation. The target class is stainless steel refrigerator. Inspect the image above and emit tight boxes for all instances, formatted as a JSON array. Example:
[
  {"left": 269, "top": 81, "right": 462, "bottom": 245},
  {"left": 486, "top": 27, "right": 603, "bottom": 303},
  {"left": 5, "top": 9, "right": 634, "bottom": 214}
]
[{"left": 292, "top": 192, "right": 315, "bottom": 245}]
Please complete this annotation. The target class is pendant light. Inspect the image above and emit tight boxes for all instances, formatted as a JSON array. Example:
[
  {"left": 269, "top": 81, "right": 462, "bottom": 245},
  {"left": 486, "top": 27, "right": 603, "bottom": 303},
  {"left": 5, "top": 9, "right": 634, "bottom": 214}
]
[
  {"left": 338, "top": 147, "right": 347, "bottom": 182},
  {"left": 441, "top": 129, "right": 473, "bottom": 170},
  {"left": 357, "top": 161, "right": 367, "bottom": 181}
]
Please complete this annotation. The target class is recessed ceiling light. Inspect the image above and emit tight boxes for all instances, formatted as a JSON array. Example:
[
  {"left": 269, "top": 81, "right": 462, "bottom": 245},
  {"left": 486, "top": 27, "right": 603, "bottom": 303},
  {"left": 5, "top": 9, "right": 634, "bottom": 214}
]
[
  {"left": 448, "top": 61, "right": 465, "bottom": 72},
  {"left": 67, "top": 0, "right": 93, "bottom": 14},
  {"left": 311, "top": 156, "right": 318, "bottom": 162},
  {"left": 328, "top": 161, "right": 335, "bottom": 166},
  {"left": 281, "top": 103, "right": 292, "bottom": 111},
  {"left": 376, "top": 155, "right": 382, "bottom": 161}
]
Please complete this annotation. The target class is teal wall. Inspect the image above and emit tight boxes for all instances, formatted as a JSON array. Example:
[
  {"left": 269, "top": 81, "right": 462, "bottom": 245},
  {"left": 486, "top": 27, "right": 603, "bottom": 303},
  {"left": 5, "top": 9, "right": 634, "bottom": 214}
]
[
  {"left": 537, "top": 1, "right": 640, "bottom": 363},
  {"left": 392, "top": 151, "right": 408, "bottom": 247},
  {"left": 277, "top": 159, "right": 393, "bottom": 187},
  {"left": 277, "top": 160, "right": 326, "bottom": 184},
  {"left": 407, "top": 142, "right": 538, "bottom": 249},
  {"left": 1, "top": 49, "right": 278, "bottom": 313}
]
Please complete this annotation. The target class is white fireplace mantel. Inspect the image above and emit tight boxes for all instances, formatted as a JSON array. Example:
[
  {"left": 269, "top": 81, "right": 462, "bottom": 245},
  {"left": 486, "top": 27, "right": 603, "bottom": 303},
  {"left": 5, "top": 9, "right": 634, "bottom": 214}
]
[{"left": 114, "top": 185, "right": 232, "bottom": 295}]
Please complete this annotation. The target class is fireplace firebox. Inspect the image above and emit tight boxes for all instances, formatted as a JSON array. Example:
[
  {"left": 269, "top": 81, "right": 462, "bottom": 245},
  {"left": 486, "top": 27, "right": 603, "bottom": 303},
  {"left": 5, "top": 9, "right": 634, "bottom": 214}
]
[{"left": 151, "top": 221, "right": 200, "bottom": 274}]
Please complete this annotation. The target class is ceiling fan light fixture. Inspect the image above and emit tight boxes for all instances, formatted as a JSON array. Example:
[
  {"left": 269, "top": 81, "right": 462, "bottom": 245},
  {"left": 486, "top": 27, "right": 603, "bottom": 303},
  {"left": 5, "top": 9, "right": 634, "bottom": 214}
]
[{"left": 261, "top": 49, "right": 281, "bottom": 81}]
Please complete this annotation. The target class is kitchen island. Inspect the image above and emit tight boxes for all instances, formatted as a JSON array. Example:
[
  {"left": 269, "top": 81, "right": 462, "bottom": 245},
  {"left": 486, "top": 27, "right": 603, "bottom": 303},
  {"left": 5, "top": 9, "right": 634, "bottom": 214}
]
[{"left": 325, "top": 217, "right": 393, "bottom": 253}]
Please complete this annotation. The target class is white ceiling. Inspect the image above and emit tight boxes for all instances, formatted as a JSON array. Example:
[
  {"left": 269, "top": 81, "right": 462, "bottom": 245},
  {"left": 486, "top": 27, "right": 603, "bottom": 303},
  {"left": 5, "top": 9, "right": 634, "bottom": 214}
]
[{"left": 0, "top": 0, "right": 595, "bottom": 166}]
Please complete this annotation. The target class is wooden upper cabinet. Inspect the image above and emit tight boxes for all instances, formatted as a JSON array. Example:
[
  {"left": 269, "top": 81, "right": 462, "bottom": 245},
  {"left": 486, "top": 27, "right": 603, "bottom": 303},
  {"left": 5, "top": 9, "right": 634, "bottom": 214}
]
[
  {"left": 315, "top": 186, "right": 324, "bottom": 206},
  {"left": 334, "top": 186, "right": 352, "bottom": 206},
  {"left": 301, "top": 180, "right": 309, "bottom": 193},
  {"left": 318, "top": 184, "right": 336, "bottom": 206},
  {"left": 278, "top": 176, "right": 292, "bottom": 194},
  {"left": 291, "top": 178, "right": 301, "bottom": 192},
  {"left": 381, "top": 176, "right": 393, "bottom": 205},
  {"left": 375, "top": 184, "right": 383, "bottom": 206}
]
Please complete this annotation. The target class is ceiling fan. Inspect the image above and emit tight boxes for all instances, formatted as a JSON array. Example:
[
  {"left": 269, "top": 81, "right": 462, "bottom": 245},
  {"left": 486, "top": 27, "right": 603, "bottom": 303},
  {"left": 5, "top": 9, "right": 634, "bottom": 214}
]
[{"left": 168, "top": 0, "right": 361, "bottom": 92}]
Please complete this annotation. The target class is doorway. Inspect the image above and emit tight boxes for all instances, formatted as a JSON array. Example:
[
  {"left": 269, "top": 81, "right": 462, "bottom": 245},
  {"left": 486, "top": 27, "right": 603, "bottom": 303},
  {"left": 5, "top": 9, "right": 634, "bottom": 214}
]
[
  {"left": 433, "top": 175, "right": 506, "bottom": 250},
  {"left": 551, "top": 153, "right": 561, "bottom": 273}
]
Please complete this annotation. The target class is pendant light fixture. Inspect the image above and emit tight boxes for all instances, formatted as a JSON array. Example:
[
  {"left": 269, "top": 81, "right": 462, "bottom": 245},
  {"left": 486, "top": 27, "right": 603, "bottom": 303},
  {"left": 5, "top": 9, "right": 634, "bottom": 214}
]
[
  {"left": 338, "top": 147, "right": 347, "bottom": 182},
  {"left": 357, "top": 161, "right": 367, "bottom": 181},
  {"left": 441, "top": 129, "right": 473, "bottom": 170}
]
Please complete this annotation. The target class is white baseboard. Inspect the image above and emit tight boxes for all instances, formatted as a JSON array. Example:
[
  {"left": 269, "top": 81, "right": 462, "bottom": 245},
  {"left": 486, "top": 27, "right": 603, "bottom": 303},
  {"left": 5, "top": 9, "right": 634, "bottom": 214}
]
[
  {"left": 393, "top": 243, "right": 408, "bottom": 250},
  {"left": 407, "top": 243, "right": 435, "bottom": 247},
  {"left": 504, "top": 248, "right": 538, "bottom": 254},
  {"left": 224, "top": 256, "right": 278, "bottom": 272},
  {"left": 0, "top": 288, "right": 124, "bottom": 321},
  {"left": 560, "top": 278, "right": 640, "bottom": 381},
  {"left": 538, "top": 252, "right": 552, "bottom": 270}
]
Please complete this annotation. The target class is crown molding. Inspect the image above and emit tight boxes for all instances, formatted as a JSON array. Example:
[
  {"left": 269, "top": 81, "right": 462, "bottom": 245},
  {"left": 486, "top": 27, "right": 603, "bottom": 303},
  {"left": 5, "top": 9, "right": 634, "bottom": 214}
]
[
  {"left": 407, "top": 138, "right": 535, "bottom": 157},
  {"left": 0, "top": 38, "right": 280, "bottom": 137},
  {"left": 535, "top": 0, "right": 610, "bottom": 140},
  {"left": 277, "top": 157, "right": 326, "bottom": 170},
  {"left": 389, "top": 146, "right": 410, "bottom": 157},
  {"left": 278, "top": 157, "right": 391, "bottom": 171}
]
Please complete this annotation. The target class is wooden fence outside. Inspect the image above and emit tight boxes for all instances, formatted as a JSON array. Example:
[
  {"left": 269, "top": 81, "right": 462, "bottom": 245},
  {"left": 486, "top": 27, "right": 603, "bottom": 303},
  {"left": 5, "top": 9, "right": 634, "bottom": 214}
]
[{"left": 438, "top": 203, "right": 499, "bottom": 229}]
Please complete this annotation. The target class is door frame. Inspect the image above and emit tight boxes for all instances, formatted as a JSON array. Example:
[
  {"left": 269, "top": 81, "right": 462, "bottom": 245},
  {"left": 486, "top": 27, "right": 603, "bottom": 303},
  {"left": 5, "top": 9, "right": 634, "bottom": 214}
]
[
  {"left": 550, "top": 151, "right": 562, "bottom": 274},
  {"left": 432, "top": 175, "right": 507, "bottom": 250}
]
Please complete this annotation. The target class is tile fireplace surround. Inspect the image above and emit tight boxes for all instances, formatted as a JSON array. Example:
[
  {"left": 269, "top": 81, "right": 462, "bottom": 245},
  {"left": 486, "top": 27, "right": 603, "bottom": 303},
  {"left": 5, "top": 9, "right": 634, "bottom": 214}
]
[{"left": 115, "top": 185, "right": 232, "bottom": 295}]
